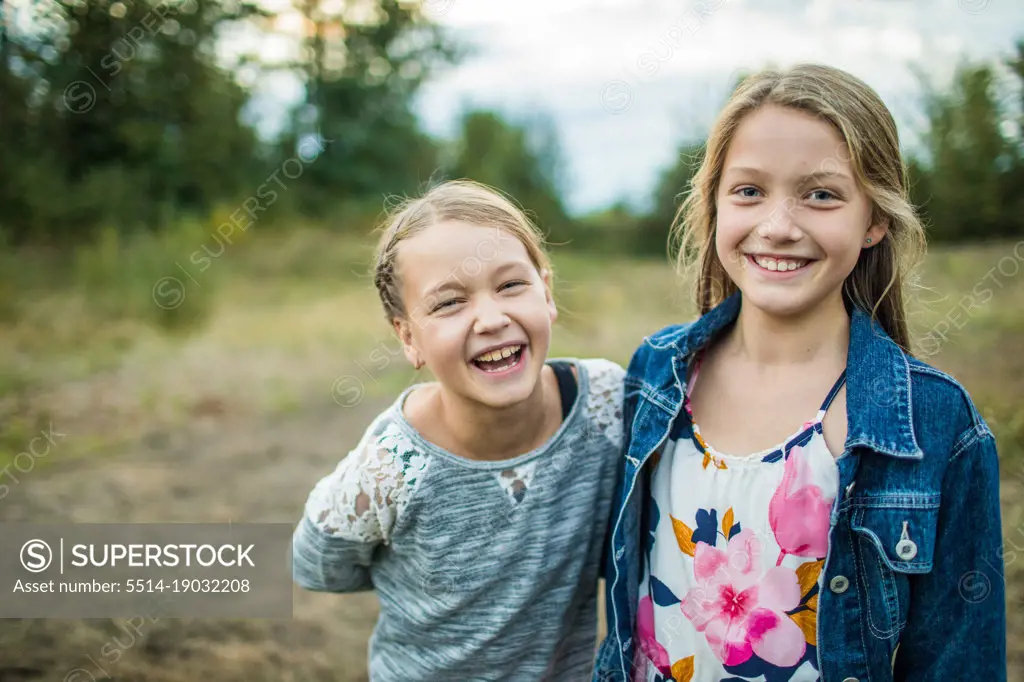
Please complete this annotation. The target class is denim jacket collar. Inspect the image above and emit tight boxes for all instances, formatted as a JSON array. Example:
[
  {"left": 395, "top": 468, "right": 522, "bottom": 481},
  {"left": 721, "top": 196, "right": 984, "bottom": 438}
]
[{"left": 644, "top": 292, "right": 923, "bottom": 460}]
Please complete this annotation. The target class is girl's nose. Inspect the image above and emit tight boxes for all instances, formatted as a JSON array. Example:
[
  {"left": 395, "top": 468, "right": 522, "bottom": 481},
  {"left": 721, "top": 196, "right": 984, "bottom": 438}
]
[
  {"left": 757, "top": 197, "right": 802, "bottom": 242},
  {"left": 472, "top": 298, "right": 511, "bottom": 334}
]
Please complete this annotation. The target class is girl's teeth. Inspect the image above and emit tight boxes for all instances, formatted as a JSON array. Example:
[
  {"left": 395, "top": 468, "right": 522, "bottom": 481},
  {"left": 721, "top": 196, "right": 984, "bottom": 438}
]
[
  {"left": 754, "top": 256, "right": 806, "bottom": 272},
  {"left": 477, "top": 345, "right": 521, "bottom": 362}
]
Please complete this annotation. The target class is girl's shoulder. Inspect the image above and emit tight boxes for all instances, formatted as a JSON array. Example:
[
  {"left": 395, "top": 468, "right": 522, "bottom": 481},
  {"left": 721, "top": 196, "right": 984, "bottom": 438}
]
[
  {"left": 571, "top": 358, "right": 626, "bottom": 446},
  {"left": 642, "top": 320, "right": 699, "bottom": 350},
  {"left": 575, "top": 357, "right": 625, "bottom": 388},
  {"left": 904, "top": 354, "right": 992, "bottom": 446},
  {"left": 303, "top": 408, "right": 433, "bottom": 544},
  {"left": 846, "top": 341, "right": 993, "bottom": 468},
  {"left": 625, "top": 320, "right": 700, "bottom": 378}
]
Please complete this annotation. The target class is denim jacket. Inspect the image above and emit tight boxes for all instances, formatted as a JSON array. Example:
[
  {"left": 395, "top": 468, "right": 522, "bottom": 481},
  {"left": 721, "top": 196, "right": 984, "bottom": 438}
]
[{"left": 594, "top": 293, "right": 1006, "bottom": 682}]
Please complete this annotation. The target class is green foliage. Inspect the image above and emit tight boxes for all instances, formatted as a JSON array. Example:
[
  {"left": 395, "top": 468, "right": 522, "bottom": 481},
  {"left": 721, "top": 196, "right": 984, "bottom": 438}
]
[
  {"left": 283, "top": 0, "right": 457, "bottom": 215},
  {"left": 575, "top": 202, "right": 644, "bottom": 256},
  {"left": 0, "top": 229, "right": 20, "bottom": 323},
  {"left": 910, "top": 44, "right": 1024, "bottom": 241},
  {"left": 639, "top": 143, "right": 705, "bottom": 256},
  {"left": 1, "top": 0, "right": 265, "bottom": 243},
  {"left": 73, "top": 220, "right": 218, "bottom": 332}
]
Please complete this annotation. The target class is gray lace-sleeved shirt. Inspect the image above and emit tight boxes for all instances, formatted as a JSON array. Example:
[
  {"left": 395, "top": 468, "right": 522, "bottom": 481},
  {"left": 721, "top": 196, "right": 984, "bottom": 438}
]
[{"left": 292, "top": 358, "right": 625, "bottom": 682}]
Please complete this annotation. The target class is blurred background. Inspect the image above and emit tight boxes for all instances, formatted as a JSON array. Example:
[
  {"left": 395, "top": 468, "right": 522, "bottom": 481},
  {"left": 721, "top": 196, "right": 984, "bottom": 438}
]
[{"left": 0, "top": 0, "right": 1023, "bottom": 679}]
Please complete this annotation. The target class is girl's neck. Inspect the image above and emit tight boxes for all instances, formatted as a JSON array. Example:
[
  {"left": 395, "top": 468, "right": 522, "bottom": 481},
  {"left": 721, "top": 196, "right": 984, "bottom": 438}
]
[
  {"left": 725, "top": 293, "right": 850, "bottom": 367},
  {"left": 430, "top": 369, "right": 561, "bottom": 461}
]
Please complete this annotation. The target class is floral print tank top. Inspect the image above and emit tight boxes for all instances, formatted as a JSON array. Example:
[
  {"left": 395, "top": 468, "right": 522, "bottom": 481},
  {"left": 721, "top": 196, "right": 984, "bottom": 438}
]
[{"left": 634, "top": 360, "right": 846, "bottom": 682}]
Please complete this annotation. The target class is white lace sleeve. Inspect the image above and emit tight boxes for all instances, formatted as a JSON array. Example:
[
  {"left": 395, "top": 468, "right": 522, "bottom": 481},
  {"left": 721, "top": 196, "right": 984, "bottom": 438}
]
[
  {"left": 303, "top": 420, "right": 429, "bottom": 545},
  {"left": 582, "top": 358, "right": 626, "bottom": 448}
]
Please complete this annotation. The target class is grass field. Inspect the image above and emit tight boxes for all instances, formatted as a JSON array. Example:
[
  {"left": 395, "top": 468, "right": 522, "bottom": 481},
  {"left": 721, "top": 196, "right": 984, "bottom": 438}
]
[{"left": 0, "top": 228, "right": 1022, "bottom": 680}]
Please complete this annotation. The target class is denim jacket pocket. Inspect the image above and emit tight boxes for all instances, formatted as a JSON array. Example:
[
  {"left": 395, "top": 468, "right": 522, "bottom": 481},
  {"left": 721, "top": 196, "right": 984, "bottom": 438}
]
[{"left": 850, "top": 502, "right": 940, "bottom": 640}]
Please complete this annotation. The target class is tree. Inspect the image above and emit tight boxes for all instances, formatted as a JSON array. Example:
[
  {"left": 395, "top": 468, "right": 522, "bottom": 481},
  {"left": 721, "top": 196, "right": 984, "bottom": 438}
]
[
  {"left": 285, "top": 0, "right": 458, "bottom": 216},
  {"left": 638, "top": 142, "right": 704, "bottom": 256},
  {"left": 913, "top": 60, "right": 1016, "bottom": 241},
  {"left": 1001, "top": 40, "right": 1024, "bottom": 236},
  {"left": 1, "top": 0, "right": 268, "bottom": 242}
]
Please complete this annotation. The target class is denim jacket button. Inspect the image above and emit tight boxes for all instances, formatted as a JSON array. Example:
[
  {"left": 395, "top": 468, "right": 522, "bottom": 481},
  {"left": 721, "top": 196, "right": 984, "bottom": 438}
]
[
  {"left": 615, "top": 547, "right": 624, "bottom": 560},
  {"left": 896, "top": 538, "right": 918, "bottom": 560},
  {"left": 829, "top": 575, "right": 850, "bottom": 594},
  {"left": 896, "top": 521, "right": 918, "bottom": 560}
]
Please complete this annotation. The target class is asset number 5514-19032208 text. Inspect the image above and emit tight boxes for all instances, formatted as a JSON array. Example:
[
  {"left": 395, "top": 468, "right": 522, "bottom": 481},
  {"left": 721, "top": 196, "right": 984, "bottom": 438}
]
[{"left": 125, "top": 578, "right": 250, "bottom": 593}]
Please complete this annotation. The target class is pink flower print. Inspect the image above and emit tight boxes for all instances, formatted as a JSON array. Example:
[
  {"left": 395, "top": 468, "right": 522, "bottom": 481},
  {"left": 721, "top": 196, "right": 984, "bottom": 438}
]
[
  {"left": 634, "top": 595, "right": 671, "bottom": 677},
  {"left": 769, "top": 444, "right": 834, "bottom": 564},
  {"left": 680, "top": 528, "right": 805, "bottom": 667}
]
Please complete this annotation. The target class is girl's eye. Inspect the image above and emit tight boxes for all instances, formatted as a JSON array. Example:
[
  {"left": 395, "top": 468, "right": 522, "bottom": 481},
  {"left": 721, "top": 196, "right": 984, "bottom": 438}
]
[
  {"left": 808, "top": 189, "right": 839, "bottom": 202},
  {"left": 499, "top": 280, "right": 528, "bottom": 292},
  {"left": 432, "top": 298, "right": 460, "bottom": 313},
  {"left": 735, "top": 186, "right": 762, "bottom": 199}
]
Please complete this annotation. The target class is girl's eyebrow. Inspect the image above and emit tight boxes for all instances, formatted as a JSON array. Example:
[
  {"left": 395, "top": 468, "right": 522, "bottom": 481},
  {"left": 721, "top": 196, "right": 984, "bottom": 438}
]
[
  {"left": 421, "top": 274, "right": 467, "bottom": 300},
  {"left": 797, "top": 170, "right": 854, "bottom": 185},
  {"left": 492, "top": 261, "right": 531, "bottom": 276},
  {"left": 722, "top": 165, "right": 768, "bottom": 178},
  {"left": 722, "top": 166, "right": 853, "bottom": 185},
  {"left": 420, "top": 260, "right": 532, "bottom": 299},
  {"left": 424, "top": 281, "right": 462, "bottom": 298}
]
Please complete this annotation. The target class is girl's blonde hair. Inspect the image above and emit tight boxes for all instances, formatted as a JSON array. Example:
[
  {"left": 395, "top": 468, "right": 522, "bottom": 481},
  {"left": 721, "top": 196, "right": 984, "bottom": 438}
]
[
  {"left": 373, "top": 179, "right": 553, "bottom": 322},
  {"left": 673, "top": 64, "right": 926, "bottom": 351}
]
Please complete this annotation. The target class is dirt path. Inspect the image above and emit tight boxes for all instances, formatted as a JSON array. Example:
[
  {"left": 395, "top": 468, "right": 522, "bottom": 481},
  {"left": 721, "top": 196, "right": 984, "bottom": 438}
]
[{"left": 0, "top": 399, "right": 392, "bottom": 682}]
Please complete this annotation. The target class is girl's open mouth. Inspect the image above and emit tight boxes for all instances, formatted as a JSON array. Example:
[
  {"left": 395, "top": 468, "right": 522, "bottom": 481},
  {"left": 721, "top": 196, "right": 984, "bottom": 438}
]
[
  {"left": 471, "top": 344, "right": 526, "bottom": 375},
  {"left": 746, "top": 254, "right": 813, "bottom": 274}
]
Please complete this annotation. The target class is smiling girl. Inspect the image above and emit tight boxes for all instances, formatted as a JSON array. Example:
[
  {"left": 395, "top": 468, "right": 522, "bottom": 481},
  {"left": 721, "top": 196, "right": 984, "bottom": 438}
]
[
  {"left": 292, "top": 180, "right": 625, "bottom": 681},
  {"left": 594, "top": 65, "right": 1006, "bottom": 682}
]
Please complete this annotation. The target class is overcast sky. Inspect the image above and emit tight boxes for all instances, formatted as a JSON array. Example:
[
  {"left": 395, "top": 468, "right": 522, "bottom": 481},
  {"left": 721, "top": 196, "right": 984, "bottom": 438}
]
[{"left": 412, "top": 0, "right": 1023, "bottom": 214}]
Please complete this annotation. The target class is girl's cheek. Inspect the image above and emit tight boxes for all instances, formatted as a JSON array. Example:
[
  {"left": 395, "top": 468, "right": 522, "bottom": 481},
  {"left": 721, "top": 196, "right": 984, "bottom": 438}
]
[
  {"left": 444, "top": 319, "right": 469, "bottom": 341},
  {"left": 715, "top": 219, "right": 740, "bottom": 250},
  {"left": 424, "top": 319, "right": 458, "bottom": 345}
]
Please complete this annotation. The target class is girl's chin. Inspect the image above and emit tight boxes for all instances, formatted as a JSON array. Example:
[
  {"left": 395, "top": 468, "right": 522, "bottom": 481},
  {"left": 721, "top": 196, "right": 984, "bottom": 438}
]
[{"left": 738, "top": 286, "right": 843, "bottom": 319}]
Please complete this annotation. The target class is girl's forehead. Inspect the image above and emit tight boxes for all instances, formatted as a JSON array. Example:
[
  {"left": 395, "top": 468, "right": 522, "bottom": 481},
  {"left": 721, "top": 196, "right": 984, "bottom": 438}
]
[
  {"left": 721, "top": 107, "right": 855, "bottom": 184},
  {"left": 397, "top": 220, "right": 534, "bottom": 278},
  {"left": 730, "top": 106, "right": 846, "bottom": 154}
]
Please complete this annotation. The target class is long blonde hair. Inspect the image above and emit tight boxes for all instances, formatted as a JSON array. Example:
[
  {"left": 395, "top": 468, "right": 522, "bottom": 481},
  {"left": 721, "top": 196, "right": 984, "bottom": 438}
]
[
  {"left": 673, "top": 64, "right": 926, "bottom": 351},
  {"left": 373, "top": 180, "right": 553, "bottom": 322}
]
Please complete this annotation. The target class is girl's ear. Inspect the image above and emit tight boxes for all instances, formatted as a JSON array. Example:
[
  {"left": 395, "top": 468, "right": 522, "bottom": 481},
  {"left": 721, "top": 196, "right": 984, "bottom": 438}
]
[
  {"left": 863, "top": 215, "right": 890, "bottom": 249},
  {"left": 392, "top": 317, "right": 423, "bottom": 369},
  {"left": 541, "top": 268, "right": 558, "bottom": 324}
]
